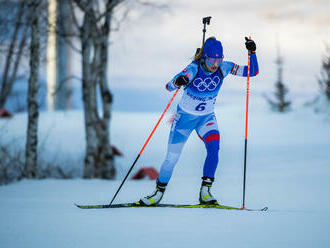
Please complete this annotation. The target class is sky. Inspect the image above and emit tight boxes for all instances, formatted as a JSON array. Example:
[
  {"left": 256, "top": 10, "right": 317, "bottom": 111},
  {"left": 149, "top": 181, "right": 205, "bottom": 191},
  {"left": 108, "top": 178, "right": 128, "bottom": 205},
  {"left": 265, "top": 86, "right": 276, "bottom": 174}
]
[{"left": 106, "top": 0, "right": 330, "bottom": 102}]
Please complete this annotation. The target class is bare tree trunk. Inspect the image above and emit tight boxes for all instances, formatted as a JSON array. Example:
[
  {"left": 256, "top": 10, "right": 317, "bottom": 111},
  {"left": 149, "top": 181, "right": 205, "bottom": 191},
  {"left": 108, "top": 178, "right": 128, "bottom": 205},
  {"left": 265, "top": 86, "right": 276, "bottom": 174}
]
[
  {"left": 25, "top": 0, "right": 41, "bottom": 178},
  {"left": 0, "top": 1, "right": 28, "bottom": 108},
  {"left": 70, "top": 0, "right": 165, "bottom": 179},
  {"left": 92, "top": 43, "right": 114, "bottom": 179},
  {"left": 97, "top": 2, "right": 114, "bottom": 179},
  {"left": 81, "top": 11, "right": 98, "bottom": 178},
  {"left": 77, "top": 1, "right": 115, "bottom": 179}
]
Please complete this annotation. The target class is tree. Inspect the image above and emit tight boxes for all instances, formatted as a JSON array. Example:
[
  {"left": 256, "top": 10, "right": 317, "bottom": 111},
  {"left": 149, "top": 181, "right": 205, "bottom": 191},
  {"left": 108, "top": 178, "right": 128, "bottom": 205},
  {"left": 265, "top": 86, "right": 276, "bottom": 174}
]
[
  {"left": 266, "top": 46, "right": 291, "bottom": 112},
  {"left": 0, "top": 1, "right": 29, "bottom": 109},
  {"left": 318, "top": 45, "right": 330, "bottom": 101},
  {"left": 24, "top": 0, "right": 42, "bottom": 178},
  {"left": 59, "top": 0, "right": 167, "bottom": 179},
  {"left": 69, "top": 0, "right": 123, "bottom": 179}
]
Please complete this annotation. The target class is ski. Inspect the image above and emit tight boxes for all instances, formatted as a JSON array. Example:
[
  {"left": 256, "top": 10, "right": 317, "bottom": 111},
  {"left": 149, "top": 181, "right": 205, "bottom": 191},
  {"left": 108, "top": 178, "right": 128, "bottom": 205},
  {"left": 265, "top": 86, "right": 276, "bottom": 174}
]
[{"left": 75, "top": 202, "right": 268, "bottom": 211}]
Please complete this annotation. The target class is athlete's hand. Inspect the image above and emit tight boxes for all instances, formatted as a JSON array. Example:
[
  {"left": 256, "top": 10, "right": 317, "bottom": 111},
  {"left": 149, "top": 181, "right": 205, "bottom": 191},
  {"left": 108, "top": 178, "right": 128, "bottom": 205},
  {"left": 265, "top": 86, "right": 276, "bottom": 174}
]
[
  {"left": 245, "top": 37, "right": 256, "bottom": 53},
  {"left": 174, "top": 75, "right": 189, "bottom": 88}
]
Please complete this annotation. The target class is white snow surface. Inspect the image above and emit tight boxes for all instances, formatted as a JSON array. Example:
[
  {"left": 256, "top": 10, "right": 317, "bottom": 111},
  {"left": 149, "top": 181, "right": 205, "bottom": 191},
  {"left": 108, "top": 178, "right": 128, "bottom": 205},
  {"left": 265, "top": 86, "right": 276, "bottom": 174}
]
[{"left": 1, "top": 99, "right": 330, "bottom": 248}]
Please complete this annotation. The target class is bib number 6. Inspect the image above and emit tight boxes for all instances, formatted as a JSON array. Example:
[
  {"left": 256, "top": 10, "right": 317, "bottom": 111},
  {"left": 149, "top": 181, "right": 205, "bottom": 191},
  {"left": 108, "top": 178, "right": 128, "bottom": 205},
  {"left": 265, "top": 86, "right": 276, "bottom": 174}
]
[{"left": 195, "top": 103, "right": 206, "bottom": 111}]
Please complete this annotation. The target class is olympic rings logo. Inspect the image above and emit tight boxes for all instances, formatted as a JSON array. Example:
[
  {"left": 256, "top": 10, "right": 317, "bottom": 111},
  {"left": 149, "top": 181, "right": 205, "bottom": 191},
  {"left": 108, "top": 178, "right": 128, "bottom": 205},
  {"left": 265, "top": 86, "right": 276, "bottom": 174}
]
[{"left": 192, "top": 76, "right": 221, "bottom": 92}]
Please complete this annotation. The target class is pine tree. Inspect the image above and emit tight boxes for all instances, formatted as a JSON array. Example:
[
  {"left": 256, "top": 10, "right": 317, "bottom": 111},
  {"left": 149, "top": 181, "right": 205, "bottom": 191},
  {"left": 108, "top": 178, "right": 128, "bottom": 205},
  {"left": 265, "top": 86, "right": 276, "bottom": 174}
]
[
  {"left": 266, "top": 46, "right": 291, "bottom": 112},
  {"left": 318, "top": 46, "right": 330, "bottom": 101}
]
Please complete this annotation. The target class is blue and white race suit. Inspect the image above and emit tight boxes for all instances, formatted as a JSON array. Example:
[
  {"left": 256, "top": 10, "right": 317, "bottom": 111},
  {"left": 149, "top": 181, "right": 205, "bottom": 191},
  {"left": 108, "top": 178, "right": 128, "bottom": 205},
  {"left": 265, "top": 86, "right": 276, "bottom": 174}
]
[{"left": 158, "top": 53, "right": 259, "bottom": 184}]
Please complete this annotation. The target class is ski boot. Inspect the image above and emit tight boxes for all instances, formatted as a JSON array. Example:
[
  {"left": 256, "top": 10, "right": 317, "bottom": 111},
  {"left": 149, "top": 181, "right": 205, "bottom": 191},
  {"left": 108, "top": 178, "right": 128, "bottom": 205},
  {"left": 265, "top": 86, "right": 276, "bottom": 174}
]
[
  {"left": 140, "top": 181, "right": 167, "bottom": 206},
  {"left": 199, "top": 177, "right": 218, "bottom": 205}
]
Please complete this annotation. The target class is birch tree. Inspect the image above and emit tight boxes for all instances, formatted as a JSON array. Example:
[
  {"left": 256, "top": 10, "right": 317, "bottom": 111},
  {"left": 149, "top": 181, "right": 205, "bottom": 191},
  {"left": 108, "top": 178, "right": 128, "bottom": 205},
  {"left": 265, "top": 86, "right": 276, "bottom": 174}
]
[
  {"left": 65, "top": 0, "right": 167, "bottom": 179},
  {"left": 25, "top": 0, "right": 41, "bottom": 178},
  {"left": 69, "top": 0, "right": 124, "bottom": 179},
  {"left": 0, "top": 1, "right": 29, "bottom": 109}
]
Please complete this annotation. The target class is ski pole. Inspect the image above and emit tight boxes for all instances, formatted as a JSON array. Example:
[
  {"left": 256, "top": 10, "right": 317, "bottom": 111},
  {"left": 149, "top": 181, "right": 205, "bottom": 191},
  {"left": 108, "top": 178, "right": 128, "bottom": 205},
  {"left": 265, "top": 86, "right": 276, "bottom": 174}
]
[
  {"left": 242, "top": 36, "right": 252, "bottom": 210},
  {"left": 109, "top": 89, "right": 180, "bottom": 206}
]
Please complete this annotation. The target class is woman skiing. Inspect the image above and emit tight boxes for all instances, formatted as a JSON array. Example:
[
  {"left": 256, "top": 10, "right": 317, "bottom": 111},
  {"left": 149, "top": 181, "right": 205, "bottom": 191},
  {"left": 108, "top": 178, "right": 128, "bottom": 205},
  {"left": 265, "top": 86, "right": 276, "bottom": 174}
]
[{"left": 140, "top": 37, "right": 259, "bottom": 205}]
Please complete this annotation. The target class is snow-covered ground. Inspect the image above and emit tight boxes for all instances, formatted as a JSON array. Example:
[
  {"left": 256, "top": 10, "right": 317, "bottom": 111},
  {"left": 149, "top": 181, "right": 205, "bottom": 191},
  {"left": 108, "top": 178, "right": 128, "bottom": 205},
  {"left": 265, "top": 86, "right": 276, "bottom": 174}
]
[{"left": 1, "top": 97, "right": 330, "bottom": 248}]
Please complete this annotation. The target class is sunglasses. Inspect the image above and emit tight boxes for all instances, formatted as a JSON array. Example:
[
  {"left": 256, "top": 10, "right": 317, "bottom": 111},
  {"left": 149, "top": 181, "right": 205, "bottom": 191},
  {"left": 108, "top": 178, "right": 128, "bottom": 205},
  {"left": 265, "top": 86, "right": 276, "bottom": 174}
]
[{"left": 205, "top": 56, "right": 224, "bottom": 66}]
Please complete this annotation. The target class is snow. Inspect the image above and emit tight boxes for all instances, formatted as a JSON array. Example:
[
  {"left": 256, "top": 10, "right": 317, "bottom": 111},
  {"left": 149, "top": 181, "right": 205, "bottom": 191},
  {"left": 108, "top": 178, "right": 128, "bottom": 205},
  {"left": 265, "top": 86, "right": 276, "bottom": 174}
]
[{"left": 1, "top": 97, "right": 330, "bottom": 248}]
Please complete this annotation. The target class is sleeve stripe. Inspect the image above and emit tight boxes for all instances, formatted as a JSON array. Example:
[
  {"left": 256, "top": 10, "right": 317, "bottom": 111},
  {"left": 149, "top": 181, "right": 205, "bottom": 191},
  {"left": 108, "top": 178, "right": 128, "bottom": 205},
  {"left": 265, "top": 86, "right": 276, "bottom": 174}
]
[
  {"left": 230, "top": 64, "right": 235, "bottom": 74},
  {"left": 234, "top": 65, "right": 239, "bottom": 75}
]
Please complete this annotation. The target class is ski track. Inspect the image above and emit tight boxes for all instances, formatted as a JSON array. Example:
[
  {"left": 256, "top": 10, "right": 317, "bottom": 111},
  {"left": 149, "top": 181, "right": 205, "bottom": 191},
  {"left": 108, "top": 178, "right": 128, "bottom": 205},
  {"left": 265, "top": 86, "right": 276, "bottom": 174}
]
[{"left": 1, "top": 102, "right": 330, "bottom": 248}]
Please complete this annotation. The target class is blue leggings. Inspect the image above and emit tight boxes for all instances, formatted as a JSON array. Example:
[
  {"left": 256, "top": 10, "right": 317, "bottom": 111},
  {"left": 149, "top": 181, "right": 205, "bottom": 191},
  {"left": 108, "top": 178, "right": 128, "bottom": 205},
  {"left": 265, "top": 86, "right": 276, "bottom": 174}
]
[{"left": 158, "top": 106, "right": 220, "bottom": 184}]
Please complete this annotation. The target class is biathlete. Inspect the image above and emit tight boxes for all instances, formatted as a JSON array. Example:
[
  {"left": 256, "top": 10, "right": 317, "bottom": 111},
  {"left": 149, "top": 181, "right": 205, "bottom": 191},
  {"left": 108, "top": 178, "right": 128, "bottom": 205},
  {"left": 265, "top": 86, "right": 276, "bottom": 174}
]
[{"left": 140, "top": 37, "right": 259, "bottom": 205}]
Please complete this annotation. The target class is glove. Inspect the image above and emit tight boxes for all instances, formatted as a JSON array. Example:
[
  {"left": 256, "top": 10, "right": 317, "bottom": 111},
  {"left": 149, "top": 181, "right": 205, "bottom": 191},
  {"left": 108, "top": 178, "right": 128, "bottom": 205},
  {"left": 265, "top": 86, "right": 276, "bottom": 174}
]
[
  {"left": 245, "top": 37, "right": 256, "bottom": 53},
  {"left": 174, "top": 75, "right": 189, "bottom": 88}
]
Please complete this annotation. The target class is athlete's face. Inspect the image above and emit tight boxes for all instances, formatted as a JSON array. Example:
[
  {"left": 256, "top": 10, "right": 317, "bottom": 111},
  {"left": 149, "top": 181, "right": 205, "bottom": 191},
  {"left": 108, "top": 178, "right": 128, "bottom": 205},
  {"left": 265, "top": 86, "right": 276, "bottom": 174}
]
[{"left": 205, "top": 57, "right": 223, "bottom": 73}]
